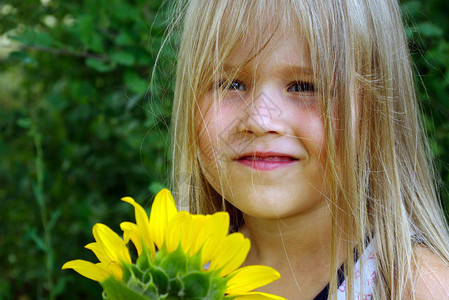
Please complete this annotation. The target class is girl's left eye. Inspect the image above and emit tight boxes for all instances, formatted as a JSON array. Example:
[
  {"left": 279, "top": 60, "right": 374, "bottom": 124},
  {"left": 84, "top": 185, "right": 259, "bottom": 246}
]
[
  {"left": 287, "top": 81, "right": 315, "bottom": 93},
  {"left": 217, "top": 80, "right": 246, "bottom": 91}
]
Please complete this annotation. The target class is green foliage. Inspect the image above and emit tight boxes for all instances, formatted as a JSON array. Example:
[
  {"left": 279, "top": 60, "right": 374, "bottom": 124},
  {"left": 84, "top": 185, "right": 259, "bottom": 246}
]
[
  {"left": 0, "top": 0, "right": 449, "bottom": 299},
  {"left": 0, "top": 0, "right": 175, "bottom": 299},
  {"left": 401, "top": 0, "right": 449, "bottom": 211}
]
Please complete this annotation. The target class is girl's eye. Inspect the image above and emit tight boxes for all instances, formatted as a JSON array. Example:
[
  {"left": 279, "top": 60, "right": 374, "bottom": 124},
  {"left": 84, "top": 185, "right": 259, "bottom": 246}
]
[
  {"left": 287, "top": 81, "right": 315, "bottom": 93},
  {"left": 217, "top": 80, "right": 245, "bottom": 91}
]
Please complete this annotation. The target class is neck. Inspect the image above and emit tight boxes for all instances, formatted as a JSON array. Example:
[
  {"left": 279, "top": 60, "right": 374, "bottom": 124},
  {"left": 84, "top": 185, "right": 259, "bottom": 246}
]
[{"left": 239, "top": 204, "right": 345, "bottom": 298}]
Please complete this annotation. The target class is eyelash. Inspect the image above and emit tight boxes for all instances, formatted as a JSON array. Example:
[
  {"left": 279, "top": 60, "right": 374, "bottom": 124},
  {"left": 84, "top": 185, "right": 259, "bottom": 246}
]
[
  {"left": 216, "top": 80, "right": 245, "bottom": 91},
  {"left": 287, "top": 81, "right": 315, "bottom": 93},
  {"left": 215, "top": 80, "right": 315, "bottom": 93}
]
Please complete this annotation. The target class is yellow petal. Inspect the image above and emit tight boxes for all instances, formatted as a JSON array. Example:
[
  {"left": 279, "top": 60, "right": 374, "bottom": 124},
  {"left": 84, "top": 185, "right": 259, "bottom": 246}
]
[
  {"left": 62, "top": 260, "right": 109, "bottom": 282},
  {"left": 231, "top": 292, "right": 286, "bottom": 300},
  {"left": 92, "top": 223, "right": 132, "bottom": 264},
  {"left": 178, "top": 212, "right": 195, "bottom": 254},
  {"left": 149, "top": 189, "right": 178, "bottom": 250},
  {"left": 85, "top": 242, "right": 108, "bottom": 263},
  {"left": 209, "top": 233, "right": 250, "bottom": 276},
  {"left": 120, "top": 221, "right": 142, "bottom": 255},
  {"left": 200, "top": 212, "right": 230, "bottom": 265},
  {"left": 121, "top": 197, "right": 155, "bottom": 255},
  {"left": 98, "top": 261, "right": 123, "bottom": 280},
  {"left": 165, "top": 211, "right": 190, "bottom": 253},
  {"left": 185, "top": 214, "right": 208, "bottom": 256},
  {"left": 226, "top": 265, "right": 281, "bottom": 294}
]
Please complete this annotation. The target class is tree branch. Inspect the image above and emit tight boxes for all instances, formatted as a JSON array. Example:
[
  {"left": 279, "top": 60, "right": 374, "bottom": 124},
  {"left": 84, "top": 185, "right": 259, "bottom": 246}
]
[{"left": 1, "top": 43, "right": 109, "bottom": 61}]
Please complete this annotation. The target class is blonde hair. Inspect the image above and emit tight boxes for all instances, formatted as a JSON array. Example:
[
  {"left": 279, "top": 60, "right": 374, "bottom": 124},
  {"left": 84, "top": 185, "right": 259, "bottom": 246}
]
[{"left": 168, "top": 0, "right": 449, "bottom": 298}]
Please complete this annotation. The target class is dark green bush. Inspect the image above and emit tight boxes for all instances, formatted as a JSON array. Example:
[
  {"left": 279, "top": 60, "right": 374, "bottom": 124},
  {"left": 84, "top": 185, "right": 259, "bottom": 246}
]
[{"left": 0, "top": 1, "right": 173, "bottom": 299}]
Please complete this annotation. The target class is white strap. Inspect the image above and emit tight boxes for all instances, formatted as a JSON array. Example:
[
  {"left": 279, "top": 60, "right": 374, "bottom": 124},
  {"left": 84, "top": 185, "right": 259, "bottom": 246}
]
[{"left": 335, "top": 241, "right": 377, "bottom": 300}]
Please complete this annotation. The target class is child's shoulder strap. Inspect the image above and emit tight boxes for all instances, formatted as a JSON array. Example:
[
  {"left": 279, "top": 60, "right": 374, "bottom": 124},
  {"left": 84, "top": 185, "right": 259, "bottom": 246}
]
[{"left": 335, "top": 241, "right": 377, "bottom": 300}]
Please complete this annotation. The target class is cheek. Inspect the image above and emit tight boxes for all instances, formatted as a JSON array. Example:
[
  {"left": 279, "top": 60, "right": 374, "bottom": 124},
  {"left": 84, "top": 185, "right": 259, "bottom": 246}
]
[
  {"left": 197, "top": 98, "right": 244, "bottom": 150},
  {"left": 196, "top": 100, "right": 236, "bottom": 180},
  {"left": 294, "top": 107, "right": 326, "bottom": 158},
  {"left": 196, "top": 101, "right": 217, "bottom": 167}
]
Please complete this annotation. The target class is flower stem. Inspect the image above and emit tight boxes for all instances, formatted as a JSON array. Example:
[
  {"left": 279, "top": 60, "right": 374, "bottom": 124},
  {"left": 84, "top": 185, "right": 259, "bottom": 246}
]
[{"left": 30, "top": 120, "right": 55, "bottom": 300}]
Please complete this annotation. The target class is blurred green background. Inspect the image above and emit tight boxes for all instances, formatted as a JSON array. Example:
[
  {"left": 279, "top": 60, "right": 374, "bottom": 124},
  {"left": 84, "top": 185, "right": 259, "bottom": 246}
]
[{"left": 0, "top": 0, "right": 448, "bottom": 299}]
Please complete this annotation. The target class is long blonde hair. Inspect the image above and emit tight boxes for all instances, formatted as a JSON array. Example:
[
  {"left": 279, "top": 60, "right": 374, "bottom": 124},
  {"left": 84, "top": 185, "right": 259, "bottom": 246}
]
[{"left": 168, "top": 0, "right": 449, "bottom": 298}]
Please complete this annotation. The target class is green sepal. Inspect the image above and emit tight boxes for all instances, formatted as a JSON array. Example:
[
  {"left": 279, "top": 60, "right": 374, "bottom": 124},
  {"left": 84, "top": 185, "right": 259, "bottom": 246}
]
[
  {"left": 168, "top": 276, "right": 184, "bottom": 297},
  {"left": 101, "top": 276, "right": 149, "bottom": 300},
  {"left": 186, "top": 250, "right": 202, "bottom": 272},
  {"left": 137, "top": 244, "right": 153, "bottom": 271},
  {"left": 152, "top": 246, "right": 167, "bottom": 266},
  {"left": 159, "top": 246, "right": 187, "bottom": 278},
  {"left": 126, "top": 269, "right": 149, "bottom": 294},
  {"left": 208, "top": 271, "right": 230, "bottom": 300},
  {"left": 182, "top": 271, "right": 210, "bottom": 299},
  {"left": 142, "top": 269, "right": 152, "bottom": 284},
  {"left": 121, "top": 261, "right": 132, "bottom": 283},
  {"left": 150, "top": 266, "right": 170, "bottom": 295},
  {"left": 130, "top": 264, "right": 144, "bottom": 280},
  {"left": 142, "top": 283, "right": 158, "bottom": 298},
  {"left": 100, "top": 243, "right": 231, "bottom": 300}
]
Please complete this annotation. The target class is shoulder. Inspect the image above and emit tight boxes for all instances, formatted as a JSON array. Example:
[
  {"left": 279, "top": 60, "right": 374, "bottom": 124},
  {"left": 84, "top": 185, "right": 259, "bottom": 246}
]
[{"left": 412, "top": 246, "right": 449, "bottom": 299}]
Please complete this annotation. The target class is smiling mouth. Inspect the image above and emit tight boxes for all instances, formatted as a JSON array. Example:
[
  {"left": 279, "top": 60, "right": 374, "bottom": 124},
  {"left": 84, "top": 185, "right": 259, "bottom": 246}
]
[
  {"left": 237, "top": 156, "right": 297, "bottom": 162},
  {"left": 235, "top": 153, "right": 298, "bottom": 171}
]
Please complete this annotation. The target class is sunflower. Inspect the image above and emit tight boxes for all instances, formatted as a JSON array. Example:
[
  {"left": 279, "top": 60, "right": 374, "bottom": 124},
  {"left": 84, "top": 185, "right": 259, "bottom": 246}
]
[{"left": 63, "top": 189, "right": 285, "bottom": 300}]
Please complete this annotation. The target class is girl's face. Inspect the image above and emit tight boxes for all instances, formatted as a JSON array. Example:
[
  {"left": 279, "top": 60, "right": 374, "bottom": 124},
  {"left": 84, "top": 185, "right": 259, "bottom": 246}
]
[{"left": 197, "top": 30, "right": 328, "bottom": 220}]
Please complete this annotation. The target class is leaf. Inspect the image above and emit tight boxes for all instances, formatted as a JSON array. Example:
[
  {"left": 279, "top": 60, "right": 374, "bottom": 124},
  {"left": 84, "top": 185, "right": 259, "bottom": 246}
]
[
  {"left": 7, "top": 51, "right": 37, "bottom": 66},
  {"left": 86, "top": 58, "right": 116, "bottom": 72},
  {"left": 90, "top": 33, "right": 105, "bottom": 52},
  {"left": 124, "top": 71, "right": 148, "bottom": 95},
  {"left": 78, "top": 15, "right": 95, "bottom": 48},
  {"left": 47, "top": 209, "right": 61, "bottom": 231},
  {"left": 401, "top": 0, "right": 422, "bottom": 17},
  {"left": 27, "top": 227, "right": 45, "bottom": 251},
  {"left": 116, "top": 30, "right": 134, "bottom": 46},
  {"left": 101, "top": 277, "right": 148, "bottom": 300},
  {"left": 418, "top": 22, "right": 443, "bottom": 38},
  {"left": 17, "top": 118, "right": 31, "bottom": 129},
  {"left": 10, "top": 30, "right": 54, "bottom": 47},
  {"left": 110, "top": 51, "right": 135, "bottom": 66},
  {"left": 34, "top": 31, "right": 54, "bottom": 47},
  {"left": 109, "top": 1, "right": 139, "bottom": 21}
]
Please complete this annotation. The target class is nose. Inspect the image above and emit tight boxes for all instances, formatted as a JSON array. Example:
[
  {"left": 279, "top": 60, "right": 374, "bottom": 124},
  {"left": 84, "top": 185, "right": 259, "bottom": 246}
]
[{"left": 237, "top": 91, "right": 285, "bottom": 136}]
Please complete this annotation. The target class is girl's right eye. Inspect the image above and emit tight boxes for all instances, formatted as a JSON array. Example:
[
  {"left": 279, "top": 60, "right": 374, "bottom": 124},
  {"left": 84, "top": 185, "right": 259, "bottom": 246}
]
[
  {"left": 287, "top": 81, "right": 315, "bottom": 93},
  {"left": 217, "top": 80, "right": 246, "bottom": 91}
]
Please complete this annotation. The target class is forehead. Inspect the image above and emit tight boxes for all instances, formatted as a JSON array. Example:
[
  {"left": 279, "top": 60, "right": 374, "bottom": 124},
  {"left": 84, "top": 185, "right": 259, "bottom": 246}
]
[
  {"left": 212, "top": 1, "right": 311, "bottom": 71},
  {"left": 223, "top": 28, "right": 312, "bottom": 75}
]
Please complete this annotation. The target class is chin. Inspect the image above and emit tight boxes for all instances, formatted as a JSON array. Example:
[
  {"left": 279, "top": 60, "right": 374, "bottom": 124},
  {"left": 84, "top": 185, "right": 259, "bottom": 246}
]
[
  {"left": 227, "top": 186, "right": 327, "bottom": 220},
  {"left": 230, "top": 192, "right": 295, "bottom": 219}
]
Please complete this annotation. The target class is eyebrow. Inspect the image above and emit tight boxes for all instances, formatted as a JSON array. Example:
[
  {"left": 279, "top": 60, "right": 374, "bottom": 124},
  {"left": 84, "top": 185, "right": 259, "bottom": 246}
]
[{"left": 222, "top": 63, "right": 313, "bottom": 76}]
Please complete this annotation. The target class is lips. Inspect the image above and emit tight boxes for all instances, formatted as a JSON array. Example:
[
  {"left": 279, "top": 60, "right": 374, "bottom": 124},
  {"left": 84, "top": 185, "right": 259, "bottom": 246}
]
[
  {"left": 236, "top": 151, "right": 298, "bottom": 160},
  {"left": 238, "top": 156, "right": 296, "bottom": 162},
  {"left": 235, "top": 152, "right": 298, "bottom": 171}
]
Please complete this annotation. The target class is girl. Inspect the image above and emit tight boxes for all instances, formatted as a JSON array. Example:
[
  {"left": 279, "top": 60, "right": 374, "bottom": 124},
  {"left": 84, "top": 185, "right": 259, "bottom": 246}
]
[{"left": 168, "top": 0, "right": 449, "bottom": 298}]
